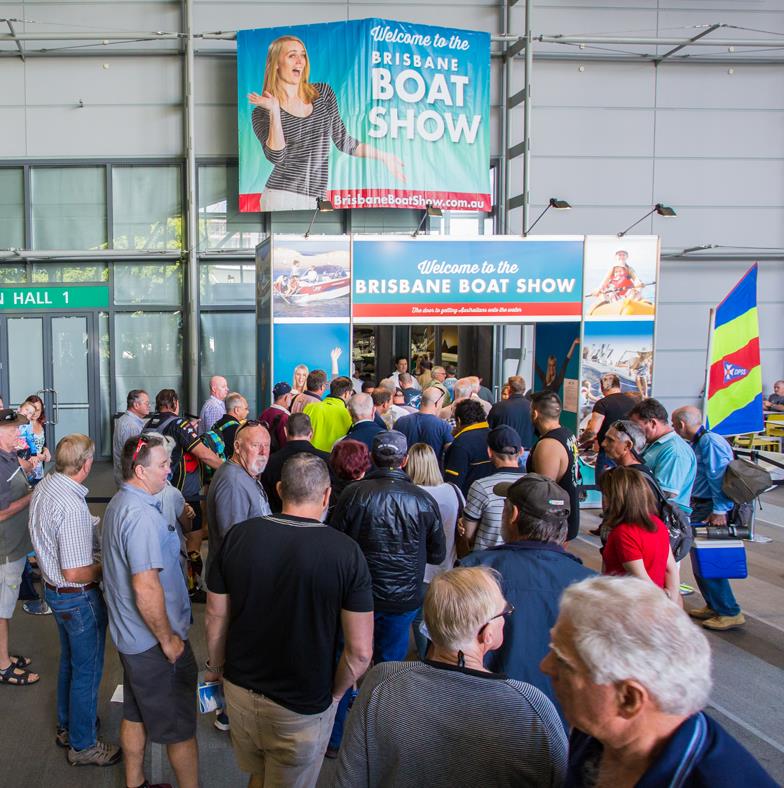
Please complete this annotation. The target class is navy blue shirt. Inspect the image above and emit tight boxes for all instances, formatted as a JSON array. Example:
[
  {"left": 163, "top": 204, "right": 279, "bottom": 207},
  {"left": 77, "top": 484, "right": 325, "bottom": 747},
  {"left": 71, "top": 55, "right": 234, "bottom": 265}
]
[
  {"left": 343, "top": 420, "right": 383, "bottom": 456},
  {"left": 393, "top": 412, "right": 453, "bottom": 462},
  {"left": 567, "top": 712, "right": 776, "bottom": 787},
  {"left": 487, "top": 394, "right": 535, "bottom": 450},
  {"left": 444, "top": 422, "right": 493, "bottom": 495},
  {"left": 460, "top": 541, "right": 594, "bottom": 725}
]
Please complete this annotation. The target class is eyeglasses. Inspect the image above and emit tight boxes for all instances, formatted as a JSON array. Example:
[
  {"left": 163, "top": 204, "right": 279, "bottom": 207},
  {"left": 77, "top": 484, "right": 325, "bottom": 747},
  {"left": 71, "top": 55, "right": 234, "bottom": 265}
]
[
  {"left": 487, "top": 603, "right": 515, "bottom": 624},
  {"left": 131, "top": 435, "right": 150, "bottom": 462},
  {"left": 235, "top": 419, "right": 264, "bottom": 438}
]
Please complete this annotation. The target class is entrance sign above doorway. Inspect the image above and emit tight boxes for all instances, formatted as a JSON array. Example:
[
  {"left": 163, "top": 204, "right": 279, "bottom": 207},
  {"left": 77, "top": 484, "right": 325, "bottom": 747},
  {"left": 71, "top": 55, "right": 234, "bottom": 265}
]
[
  {"left": 352, "top": 237, "right": 584, "bottom": 323},
  {"left": 0, "top": 285, "right": 110, "bottom": 311}
]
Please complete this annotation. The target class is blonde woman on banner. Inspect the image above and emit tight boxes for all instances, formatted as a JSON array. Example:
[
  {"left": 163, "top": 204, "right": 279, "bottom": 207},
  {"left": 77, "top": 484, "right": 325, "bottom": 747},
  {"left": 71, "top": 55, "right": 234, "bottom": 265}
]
[{"left": 249, "top": 35, "right": 406, "bottom": 211}]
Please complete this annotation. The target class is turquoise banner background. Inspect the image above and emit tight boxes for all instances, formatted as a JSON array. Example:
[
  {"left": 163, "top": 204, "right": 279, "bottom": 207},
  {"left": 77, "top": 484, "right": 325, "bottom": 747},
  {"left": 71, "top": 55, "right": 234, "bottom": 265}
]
[{"left": 237, "top": 18, "right": 490, "bottom": 211}]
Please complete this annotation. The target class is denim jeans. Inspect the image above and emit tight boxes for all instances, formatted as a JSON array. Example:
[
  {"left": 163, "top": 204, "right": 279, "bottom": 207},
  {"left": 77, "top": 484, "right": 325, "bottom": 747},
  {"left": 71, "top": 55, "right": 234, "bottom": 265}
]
[
  {"left": 373, "top": 609, "right": 419, "bottom": 664},
  {"left": 329, "top": 608, "right": 418, "bottom": 751},
  {"left": 690, "top": 498, "right": 742, "bottom": 618},
  {"left": 44, "top": 586, "right": 108, "bottom": 751}
]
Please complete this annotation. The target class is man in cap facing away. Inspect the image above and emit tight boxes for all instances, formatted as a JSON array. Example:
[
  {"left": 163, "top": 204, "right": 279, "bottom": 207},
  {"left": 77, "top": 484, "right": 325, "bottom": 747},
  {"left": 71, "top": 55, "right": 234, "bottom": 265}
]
[
  {"left": 460, "top": 474, "right": 595, "bottom": 726},
  {"left": 331, "top": 430, "right": 445, "bottom": 663}
]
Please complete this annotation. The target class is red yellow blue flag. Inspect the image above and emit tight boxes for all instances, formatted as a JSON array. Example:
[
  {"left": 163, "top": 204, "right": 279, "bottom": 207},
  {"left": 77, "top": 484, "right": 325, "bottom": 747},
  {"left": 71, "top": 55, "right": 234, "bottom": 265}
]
[{"left": 706, "top": 264, "right": 763, "bottom": 435}]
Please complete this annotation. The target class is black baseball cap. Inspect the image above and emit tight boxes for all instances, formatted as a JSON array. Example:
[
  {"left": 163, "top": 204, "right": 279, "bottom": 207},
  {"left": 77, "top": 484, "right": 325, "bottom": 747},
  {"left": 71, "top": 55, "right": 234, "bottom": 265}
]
[
  {"left": 487, "top": 425, "right": 522, "bottom": 454},
  {"left": 493, "top": 473, "right": 570, "bottom": 520},
  {"left": 372, "top": 430, "right": 408, "bottom": 463},
  {"left": 0, "top": 409, "right": 29, "bottom": 428},
  {"left": 273, "top": 382, "right": 292, "bottom": 399}
]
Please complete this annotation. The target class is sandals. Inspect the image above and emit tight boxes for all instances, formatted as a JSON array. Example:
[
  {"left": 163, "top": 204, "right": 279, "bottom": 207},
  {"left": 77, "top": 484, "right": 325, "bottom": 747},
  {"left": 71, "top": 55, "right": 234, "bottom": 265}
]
[
  {"left": 9, "top": 655, "right": 32, "bottom": 669},
  {"left": 0, "top": 662, "right": 40, "bottom": 685}
]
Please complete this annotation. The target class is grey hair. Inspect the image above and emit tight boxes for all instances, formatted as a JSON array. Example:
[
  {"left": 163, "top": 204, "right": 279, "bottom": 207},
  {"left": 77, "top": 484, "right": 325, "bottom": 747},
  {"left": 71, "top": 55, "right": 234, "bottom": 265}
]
[
  {"left": 559, "top": 575, "right": 712, "bottom": 716},
  {"left": 347, "top": 393, "right": 374, "bottom": 421},
  {"left": 453, "top": 382, "right": 473, "bottom": 401},
  {"left": 225, "top": 391, "right": 245, "bottom": 412},
  {"left": 672, "top": 406, "right": 702, "bottom": 427},
  {"left": 613, "top": 419, "right": 647, "bottom": 454}
]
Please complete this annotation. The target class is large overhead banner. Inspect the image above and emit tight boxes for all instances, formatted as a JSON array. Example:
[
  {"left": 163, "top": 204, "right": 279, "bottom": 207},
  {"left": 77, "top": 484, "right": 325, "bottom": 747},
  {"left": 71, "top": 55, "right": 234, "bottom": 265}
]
[
  {"left": 237, "top": 19, "right": 491, "bottom": 213},
  {"left": 352, "top": 237, "right": 584, "bottom": 323}
]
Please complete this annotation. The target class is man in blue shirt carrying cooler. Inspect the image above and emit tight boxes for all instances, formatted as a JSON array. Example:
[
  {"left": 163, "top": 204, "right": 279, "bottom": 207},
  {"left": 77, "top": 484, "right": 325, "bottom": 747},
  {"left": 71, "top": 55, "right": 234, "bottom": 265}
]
[{"left": 672, "top": 406, "right": 746, "bottom": 631}]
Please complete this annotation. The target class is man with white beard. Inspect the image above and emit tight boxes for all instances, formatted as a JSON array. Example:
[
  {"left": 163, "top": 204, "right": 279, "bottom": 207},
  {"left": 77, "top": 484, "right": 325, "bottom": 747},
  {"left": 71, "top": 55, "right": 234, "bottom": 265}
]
[{"left": 205, "top": 422, "right": 272, "bottom": 584}]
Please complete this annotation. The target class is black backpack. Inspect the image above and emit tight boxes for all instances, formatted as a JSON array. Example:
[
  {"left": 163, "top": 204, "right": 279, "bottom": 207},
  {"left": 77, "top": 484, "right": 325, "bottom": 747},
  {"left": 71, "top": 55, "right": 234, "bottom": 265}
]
[{"left": 647, "top": 475, "right": 694, "bottom": 562}]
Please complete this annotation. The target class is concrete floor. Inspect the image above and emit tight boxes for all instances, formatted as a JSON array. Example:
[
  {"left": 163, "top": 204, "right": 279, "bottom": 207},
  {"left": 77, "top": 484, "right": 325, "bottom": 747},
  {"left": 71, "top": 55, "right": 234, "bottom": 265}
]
[{"left": 3, "top": 461, "right": 783, "bottom": 786}]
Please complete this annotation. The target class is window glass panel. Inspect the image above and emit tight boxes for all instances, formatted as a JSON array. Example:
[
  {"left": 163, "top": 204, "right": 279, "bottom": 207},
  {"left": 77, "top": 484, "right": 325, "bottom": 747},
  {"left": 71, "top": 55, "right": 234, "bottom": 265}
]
[
  {"left": 99, "top": 312, "right": 111, "bottom": 457},
  {"left": 198, "top": 164, "right": 264, "bottom": 251},
  {"left": 113, "top": 311, "right": 183, "bottom": 412},
  {"left": 113, "top": 165, "right": 183, "bottom": 250},
  {"left": 114, "top": 262, "right": 183, "bottom": 306},
  {"left": 0, "top": 265, "right": 28, "bottom": 284},
  {"left": 32, "top": 263, "right": 108, "bottom": 283},
  {"left": 30, "top": 167, "right": 107, "bottom": 250},
  {"left": 199, "top": 312, "right": 256, "bottom": 416},
  {"left": 200, "top": 262, "right": 255, "bottom": 306},
  {"left": 0, "top": 168, "right": 24, "bottom": 249}
]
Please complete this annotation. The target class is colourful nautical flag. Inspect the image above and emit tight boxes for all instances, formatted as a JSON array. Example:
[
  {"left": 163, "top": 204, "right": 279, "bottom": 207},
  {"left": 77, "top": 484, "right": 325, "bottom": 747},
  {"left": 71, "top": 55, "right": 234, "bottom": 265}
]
[{"left": 706, "top": 264, "right": 763, "bottom": 435}]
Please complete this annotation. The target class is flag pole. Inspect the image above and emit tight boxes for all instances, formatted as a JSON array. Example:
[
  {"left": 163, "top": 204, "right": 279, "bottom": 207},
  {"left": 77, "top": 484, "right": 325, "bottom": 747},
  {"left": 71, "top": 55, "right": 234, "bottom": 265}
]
[{"left": 702, "top": 307, "right": 715, "bottom": 427}]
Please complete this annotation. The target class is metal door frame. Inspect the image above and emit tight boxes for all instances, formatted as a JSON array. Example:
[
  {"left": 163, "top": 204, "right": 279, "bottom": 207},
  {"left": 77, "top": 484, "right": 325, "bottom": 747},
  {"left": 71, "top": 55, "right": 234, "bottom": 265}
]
[{"left": 0, "top": 311, "right": 103, "bottom": 456}]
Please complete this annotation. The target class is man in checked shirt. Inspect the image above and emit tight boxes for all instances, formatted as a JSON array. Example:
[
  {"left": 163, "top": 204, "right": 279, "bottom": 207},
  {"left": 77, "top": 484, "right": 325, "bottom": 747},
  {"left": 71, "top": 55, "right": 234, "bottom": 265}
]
[{"left": 29, "top": 433, "right": 122, "bottom": 768}]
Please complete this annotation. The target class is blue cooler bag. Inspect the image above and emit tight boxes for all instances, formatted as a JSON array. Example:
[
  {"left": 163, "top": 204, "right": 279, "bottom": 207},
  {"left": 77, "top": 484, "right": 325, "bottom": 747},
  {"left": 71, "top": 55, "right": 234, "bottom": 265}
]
[{"left": 692, "top": 539, "right": 748, "bottom": 579}]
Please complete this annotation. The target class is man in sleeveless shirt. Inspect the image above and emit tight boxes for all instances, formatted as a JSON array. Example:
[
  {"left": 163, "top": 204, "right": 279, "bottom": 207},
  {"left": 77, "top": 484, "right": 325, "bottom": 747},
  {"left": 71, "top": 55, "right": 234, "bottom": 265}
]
[{"left": 526, "top": 391, "right": 580, "bottom": 540}]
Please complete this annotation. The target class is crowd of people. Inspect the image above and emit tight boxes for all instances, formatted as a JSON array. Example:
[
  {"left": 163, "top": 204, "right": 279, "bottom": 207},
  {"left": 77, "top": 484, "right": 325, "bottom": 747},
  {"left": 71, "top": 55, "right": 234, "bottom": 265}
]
[{"left": 0, "top": 361, "right": 777, "bottom": 787}]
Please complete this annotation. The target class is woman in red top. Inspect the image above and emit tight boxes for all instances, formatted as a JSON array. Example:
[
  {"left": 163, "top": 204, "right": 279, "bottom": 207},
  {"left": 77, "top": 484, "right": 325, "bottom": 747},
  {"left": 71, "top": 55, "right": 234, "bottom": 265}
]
[{"left": 599, "top": 467, "right": 679, "bottom": 600}]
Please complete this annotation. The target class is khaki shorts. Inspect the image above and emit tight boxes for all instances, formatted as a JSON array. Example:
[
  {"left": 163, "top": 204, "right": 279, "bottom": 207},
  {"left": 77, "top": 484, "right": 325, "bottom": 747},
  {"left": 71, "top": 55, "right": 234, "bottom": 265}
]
[
  {"left": 0, "top": 557, "right": 26, "bottom": 619},
  {"left": 224, "top": 678, "right": 337, "bottom": 787}
]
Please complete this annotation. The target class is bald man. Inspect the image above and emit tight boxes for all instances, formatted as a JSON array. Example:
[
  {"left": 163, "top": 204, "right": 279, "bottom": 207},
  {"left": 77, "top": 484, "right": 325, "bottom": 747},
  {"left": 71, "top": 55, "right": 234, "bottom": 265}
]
[
  {"left": 200, "top": 375, "right": 229, "bottom": 433},
  {"left": 671, "top": 406, "right": 745, "bottom": 631}
]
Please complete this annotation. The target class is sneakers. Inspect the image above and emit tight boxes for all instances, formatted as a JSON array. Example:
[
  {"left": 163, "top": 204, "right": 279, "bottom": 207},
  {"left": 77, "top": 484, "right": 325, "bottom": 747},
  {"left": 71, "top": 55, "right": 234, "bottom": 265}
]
[
  {"left": 67, "top": 740, "right": 121, "bottom": 767},
  {"left": 688, "top": 605, "right": 717, "bottom": 621},
  {"left": 23, "top": 599, "right": 52, "bottom": 615},
  {"left": 702, "top": 613, "right": 746, "bottom": 631},
  {"left": 214, "top": 711, "right": 230, "bottom": 732}
]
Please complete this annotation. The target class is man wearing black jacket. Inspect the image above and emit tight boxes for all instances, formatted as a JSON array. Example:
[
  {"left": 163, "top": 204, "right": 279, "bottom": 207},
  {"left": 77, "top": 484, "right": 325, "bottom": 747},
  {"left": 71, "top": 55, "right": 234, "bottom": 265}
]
[{"left": 331, "top": 430, "right": 445, "bottom": 663}]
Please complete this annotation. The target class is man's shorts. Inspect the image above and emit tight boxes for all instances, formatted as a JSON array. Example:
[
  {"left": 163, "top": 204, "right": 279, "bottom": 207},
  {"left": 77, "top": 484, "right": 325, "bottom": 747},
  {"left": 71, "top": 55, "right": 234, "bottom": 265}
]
[
  {"left": 119, "top": 640, "right": 198, "bottom": 744},
  {"left": 0, "top": 557, "right": 26, "bottom": 619}
]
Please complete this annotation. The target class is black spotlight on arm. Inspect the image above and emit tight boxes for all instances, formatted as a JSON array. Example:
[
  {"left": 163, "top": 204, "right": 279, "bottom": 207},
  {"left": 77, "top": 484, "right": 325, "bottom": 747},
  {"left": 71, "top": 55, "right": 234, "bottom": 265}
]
[
  {"left": 412, "top": 203, "right": 443, "bottom": 238},
  {"left": 304, "top": 197, "right": 334, "bottom": 238},
  {"left": 523, "top": 198, "right": 571, "bottom": 237},
  {"left": 617, "top": 203, "right": 676, "bottom": 238}
]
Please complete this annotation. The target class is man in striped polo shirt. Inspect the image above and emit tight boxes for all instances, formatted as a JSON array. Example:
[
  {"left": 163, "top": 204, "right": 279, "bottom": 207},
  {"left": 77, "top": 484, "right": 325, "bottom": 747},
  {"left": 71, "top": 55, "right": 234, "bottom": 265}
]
[
  {"left": 29, "top": 434, "right": 121, "bottom": 767},
  {"left": 458, "top": 426, "right": 525, "bottom": 555}
]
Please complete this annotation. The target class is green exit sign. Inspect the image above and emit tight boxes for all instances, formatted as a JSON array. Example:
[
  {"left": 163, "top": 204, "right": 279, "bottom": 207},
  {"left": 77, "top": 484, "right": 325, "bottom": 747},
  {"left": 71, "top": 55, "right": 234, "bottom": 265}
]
[{"left": 0, "top": 286, "right": 110, "bottom": 310}]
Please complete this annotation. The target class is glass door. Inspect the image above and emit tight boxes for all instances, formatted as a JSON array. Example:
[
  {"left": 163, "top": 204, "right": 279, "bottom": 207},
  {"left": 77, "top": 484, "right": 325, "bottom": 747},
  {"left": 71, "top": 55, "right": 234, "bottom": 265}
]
[{"left": 2, "top": 313, "right": 99, "bottom": 451}]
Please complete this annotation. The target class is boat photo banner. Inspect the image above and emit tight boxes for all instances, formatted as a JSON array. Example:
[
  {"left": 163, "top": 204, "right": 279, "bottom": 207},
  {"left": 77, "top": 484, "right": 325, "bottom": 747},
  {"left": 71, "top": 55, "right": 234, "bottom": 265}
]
[{"left": 237, "top": 18, "right": 491, "bottom": 213}]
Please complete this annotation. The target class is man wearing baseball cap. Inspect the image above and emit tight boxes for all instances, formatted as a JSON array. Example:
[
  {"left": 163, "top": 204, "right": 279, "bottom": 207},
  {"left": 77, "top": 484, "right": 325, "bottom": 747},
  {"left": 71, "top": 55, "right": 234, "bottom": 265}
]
[
  {"left": 260, "top": 382, "right": 293, "bottom": 451},
  {"left": 460, "top": 473, "right": 594, "bottom": 726},
  {"left": 330, "top": 429, "right": 445, "bottom": 754},
  {"left": 458, "top": 425, "right": 526, "bottom": 555}
]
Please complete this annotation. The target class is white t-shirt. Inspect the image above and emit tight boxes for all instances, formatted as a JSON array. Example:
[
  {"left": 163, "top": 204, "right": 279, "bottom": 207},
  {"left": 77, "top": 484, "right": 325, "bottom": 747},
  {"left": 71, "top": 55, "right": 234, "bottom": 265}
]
[{"left": 420, "top": 482, "right": 464, "bottom": 584}]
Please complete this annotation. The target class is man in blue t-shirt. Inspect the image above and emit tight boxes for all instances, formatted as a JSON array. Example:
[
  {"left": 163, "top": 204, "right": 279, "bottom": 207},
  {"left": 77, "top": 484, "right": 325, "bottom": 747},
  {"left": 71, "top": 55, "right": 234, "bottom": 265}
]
[
  {"left": 393, "top": 388, "right": 453, "bottom": 465},
  {"left": 630, "top": 398, "right": 696, "bottom": 514},
  {"left": 102, "top": 433, "right": 198, "bottom": 788}
]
